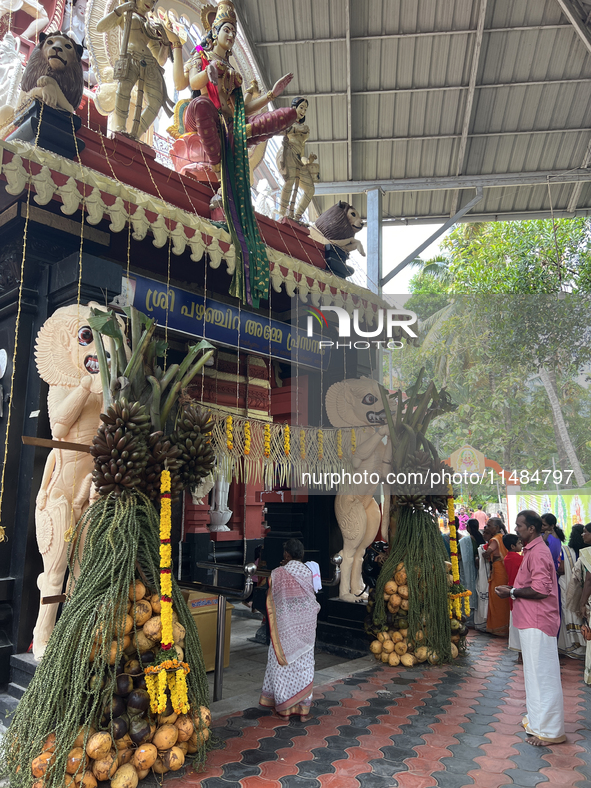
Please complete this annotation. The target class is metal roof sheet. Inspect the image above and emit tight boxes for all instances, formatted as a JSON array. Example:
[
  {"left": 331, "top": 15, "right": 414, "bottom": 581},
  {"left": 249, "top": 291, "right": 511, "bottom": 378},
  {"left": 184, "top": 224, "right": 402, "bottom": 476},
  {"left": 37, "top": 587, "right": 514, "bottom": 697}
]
[{"left": 236, "top": 0, "right": 591, "bottom": 222}]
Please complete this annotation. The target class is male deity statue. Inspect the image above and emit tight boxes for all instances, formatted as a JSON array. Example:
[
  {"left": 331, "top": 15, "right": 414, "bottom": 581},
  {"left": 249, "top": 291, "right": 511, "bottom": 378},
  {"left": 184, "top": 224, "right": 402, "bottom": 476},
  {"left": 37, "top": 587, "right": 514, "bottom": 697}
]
[
  {"left": 32, "top": 304, "right": 127, "bottom": 659},
  {"left": 325, "top": 379, "right": 392, "bottom": 602},
  {"left": 96, "top": 0, "right": 172, "bottom": 137}
]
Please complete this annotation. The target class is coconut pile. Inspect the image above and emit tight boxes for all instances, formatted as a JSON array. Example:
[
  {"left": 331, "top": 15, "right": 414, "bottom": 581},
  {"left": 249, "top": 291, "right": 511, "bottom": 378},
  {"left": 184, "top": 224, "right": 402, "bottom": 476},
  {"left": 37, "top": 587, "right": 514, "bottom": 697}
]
[
  {"left": 29, "top": 579, "right": 210, "bottom": 788},
  {"left": 369, "top": 560, "right": 465, "bottom": 667}
]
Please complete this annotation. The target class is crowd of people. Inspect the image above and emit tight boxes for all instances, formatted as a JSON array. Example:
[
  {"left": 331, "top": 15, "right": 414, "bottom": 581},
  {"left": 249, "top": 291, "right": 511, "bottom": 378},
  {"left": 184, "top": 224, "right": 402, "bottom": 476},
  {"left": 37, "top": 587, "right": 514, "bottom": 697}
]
[
  {"left": 458, "top": 506, "right": 591, "bottom": 745},
  {"left": 258, "top": 507, "right": 582, "bottom": 749}
]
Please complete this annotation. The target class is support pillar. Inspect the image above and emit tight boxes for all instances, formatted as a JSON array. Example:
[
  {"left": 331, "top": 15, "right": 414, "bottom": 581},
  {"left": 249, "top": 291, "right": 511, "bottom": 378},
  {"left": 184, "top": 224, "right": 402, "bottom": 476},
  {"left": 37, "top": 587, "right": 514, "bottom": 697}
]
[{"left": 366, "top": 188, "right": 382, "bottom": 295}]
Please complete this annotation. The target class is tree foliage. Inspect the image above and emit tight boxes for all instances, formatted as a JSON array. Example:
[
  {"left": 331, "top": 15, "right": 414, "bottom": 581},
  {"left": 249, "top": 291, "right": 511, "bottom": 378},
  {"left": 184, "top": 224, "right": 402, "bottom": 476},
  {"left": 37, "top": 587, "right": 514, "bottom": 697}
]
[{"left": 394, "top": 218, "right": 591, "bottom": 491}]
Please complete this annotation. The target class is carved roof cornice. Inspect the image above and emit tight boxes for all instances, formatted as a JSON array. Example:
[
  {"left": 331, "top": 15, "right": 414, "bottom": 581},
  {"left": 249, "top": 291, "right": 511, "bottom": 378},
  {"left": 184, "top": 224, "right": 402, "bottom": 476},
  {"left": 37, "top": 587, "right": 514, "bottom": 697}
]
[{"left": 0, "top": 140, "right": 386, "bottom": 325}]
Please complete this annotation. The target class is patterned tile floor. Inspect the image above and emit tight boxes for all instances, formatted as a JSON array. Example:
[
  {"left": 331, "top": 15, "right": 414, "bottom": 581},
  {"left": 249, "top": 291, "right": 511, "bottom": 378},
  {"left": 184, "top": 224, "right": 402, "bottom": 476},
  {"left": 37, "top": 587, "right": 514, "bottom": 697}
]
[{"left": 176, "top": 631, "right": 591, "bottom": 787}]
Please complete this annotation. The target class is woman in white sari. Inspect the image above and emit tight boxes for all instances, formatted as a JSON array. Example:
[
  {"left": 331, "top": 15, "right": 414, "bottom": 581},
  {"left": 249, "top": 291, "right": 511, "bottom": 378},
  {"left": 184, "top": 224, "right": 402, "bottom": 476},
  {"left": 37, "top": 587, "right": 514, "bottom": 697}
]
[
  {"left": 558, "top": 526, "right": 585, "bottom": 659},
  {"left": 260, "top": 539, "right": 320, "bottom": 719}
]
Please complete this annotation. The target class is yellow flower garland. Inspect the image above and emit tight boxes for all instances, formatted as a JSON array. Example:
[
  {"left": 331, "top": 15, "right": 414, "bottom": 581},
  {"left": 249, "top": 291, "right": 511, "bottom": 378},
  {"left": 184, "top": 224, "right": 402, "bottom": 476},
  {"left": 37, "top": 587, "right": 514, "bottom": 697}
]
[
  {"left": 264, "top": 423, "right": 271, "bottom": 458},
  {"left": 299, "top": 429, "right": 306, "bottom": 460},
  {"left": 159, "top": 470, "right": 173, "bottom": 649},
  {"left": 318, "top": 429, "right": 323, "bottom": 460},
  {"left": 226, "top": 415, "right": 233, "bottom": 451},
  {"left": 144, "top": 471, "right": 192, "bottom": 715},
  {"left": 283, "top": 424, "right": 290, "bottom": 456},
  {"left": 337, "top": 429, "right": 343, "bottom": 460},
  {"left": 351, "top": 428, "right": 356, "bottom": 455},
  {"left": 244, "top": 420, "right": 251, "bottom": 455}
]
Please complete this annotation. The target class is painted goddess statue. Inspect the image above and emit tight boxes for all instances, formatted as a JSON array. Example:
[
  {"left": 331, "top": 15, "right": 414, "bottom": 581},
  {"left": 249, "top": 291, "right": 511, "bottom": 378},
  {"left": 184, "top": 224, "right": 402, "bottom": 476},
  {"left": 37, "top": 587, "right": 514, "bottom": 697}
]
[
  {"left": 276, "top": 97, "right": 319, "bottom": 222},
  {"left": 164, "top": 0, "right": 297, "bottom": 308}
]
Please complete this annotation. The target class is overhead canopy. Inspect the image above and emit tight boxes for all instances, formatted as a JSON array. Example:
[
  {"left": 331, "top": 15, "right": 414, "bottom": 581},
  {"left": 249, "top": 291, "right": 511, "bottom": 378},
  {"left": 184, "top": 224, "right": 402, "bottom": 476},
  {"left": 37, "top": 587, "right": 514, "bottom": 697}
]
[{"left": 236, "top": 0, "right": 591, "bottom": 224}]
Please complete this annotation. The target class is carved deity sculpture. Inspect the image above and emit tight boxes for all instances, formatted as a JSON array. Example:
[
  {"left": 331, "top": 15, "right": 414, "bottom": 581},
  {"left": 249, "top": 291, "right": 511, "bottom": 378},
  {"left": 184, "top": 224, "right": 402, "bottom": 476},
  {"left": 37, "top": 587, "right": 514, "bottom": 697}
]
[
  {"left": 254, "top": 178, "right": 275, "bottom": 219},
  {"left": 325, "top": 379, "right": 392, "bottom": 602},
  {"left": 164, "top": 0, "right": 297, "bottom": 307},
  {"left": 96, "top": 0, "right": 172, "bottom": 137},
  {"left": 0, "top": 32, "right": 25, "bottom": 126},
  {"left": 276, "top": 97, "right": 319, "bottom": 222},
  {"left": 32, "top": 303, "right": 124, "bottom": 659}
]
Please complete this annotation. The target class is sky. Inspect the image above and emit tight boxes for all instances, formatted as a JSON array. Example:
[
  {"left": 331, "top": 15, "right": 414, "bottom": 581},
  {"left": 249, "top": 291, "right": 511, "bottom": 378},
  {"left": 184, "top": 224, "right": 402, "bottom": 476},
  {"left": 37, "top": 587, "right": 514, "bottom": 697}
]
[{"left": 348, "top": 224, "right": 448, "bottom": 295}]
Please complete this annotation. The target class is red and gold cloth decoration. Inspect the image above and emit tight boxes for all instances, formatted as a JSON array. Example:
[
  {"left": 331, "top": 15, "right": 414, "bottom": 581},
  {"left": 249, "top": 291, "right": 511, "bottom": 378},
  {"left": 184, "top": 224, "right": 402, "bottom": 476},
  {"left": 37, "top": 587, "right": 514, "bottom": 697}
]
[
  {"left": 447, "top": 488, "right": 471, "bottom": 618},
  {"left": 145, "top": 469, "right": 191, "bottom": 714}
]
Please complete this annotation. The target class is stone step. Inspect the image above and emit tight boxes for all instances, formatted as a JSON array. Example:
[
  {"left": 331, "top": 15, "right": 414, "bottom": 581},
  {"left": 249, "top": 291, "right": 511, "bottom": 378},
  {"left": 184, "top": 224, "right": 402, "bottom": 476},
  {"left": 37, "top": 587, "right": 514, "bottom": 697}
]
[
  {"left": 6, "top": 682, "right": 26, "bottom": 701},
  {"left": 9, "top": 653, "right": 37, "bottom": 695}
]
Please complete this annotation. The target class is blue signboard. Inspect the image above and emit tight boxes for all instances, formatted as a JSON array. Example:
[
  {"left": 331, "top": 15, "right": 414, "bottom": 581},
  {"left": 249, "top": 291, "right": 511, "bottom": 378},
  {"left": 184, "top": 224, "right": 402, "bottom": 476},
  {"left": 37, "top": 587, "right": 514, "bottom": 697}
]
[{"left": 122, "top": 275, "right": 329, "bottom": 371}]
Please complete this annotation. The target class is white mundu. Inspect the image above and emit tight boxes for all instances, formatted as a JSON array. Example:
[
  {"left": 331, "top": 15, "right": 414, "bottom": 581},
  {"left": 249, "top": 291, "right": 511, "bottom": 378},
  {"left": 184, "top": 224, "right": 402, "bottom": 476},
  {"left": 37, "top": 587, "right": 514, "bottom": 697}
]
[{"left": 520, "top": 627, "right": 566, "bottom": 743}]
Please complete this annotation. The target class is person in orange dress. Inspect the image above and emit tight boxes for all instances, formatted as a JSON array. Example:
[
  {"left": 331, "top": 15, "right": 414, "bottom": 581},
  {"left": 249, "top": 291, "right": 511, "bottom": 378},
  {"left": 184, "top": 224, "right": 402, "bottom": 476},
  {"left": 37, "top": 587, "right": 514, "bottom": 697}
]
[{"left": 484, "top": 518, "right": 511, "bottom": 636}]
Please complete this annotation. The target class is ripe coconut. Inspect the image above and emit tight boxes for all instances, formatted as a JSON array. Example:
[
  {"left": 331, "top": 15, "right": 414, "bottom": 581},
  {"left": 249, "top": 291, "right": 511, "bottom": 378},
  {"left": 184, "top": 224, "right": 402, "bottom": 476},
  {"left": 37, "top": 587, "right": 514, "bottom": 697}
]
[
  {"left": 162, "top": 746, "right": 185, "bottom": 772},
  {"left": 74, "top": 772, "right": 97, "bottom": 788},
  {"left": 128, "top": 580, "right": 146, "bottom": 602},
  {"left": 92, "top": 749, "right": 118, "bottom": 782},
  {"left": 132, "top": 744, "right": 157, "bottom": 771},
  {"left": 110, "top": 763, "right": 139, "bottom": 788},
  {"left": 152, "top": 724, "right": 178, "bottom": 750},
  {"left": 32, "top": 752, "right": 55, "bottom": 778},
  {"left": 66, "top": 748, "right": 88, "bottom": 775},
  {"left": 86, "top": 732, "right": 112, "bottom": 761}
]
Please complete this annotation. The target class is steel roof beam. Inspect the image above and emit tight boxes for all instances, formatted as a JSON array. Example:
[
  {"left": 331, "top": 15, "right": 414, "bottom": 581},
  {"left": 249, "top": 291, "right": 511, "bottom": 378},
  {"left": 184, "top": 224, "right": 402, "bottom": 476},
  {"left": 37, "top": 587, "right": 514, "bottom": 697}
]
[
  {"left": 281, "top": 77, "right": 591, "bottom": 99},
  {"left": 314, "top": 168, "right": 591, "bottom": 196},
  {"left": 555, "top": 0, "right": 591, "bottom": 54},
  {"left": 380, "top": 189, "right": 484, "bottom": 287},
  {"left": 450, "top": 0, "right": 488, "bottom": 215},
  {"left": 382, "top": 208, "right": 591, "bottom": 225},
  {"left": 567, "top": 135, "right": 591, "bottom": 212},
  {"left": 254, "top": 24, "right": 572, "bottom": 46},
  {"left": 345, "top": 0, "right": 352, "bottom": 181},
  {"left": 309, "top": 127, "right": 591, "bottom": 145}
]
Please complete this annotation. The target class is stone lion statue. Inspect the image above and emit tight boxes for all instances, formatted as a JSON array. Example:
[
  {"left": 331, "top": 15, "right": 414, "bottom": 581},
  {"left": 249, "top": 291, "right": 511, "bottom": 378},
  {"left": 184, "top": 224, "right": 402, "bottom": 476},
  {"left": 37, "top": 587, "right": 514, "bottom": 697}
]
[
  {"left": 309, "top": 201, "right": 365, "bottom": 256},
  {"left": 20, "top": 31, "right": 84, "bottom": 115},
  {"left": 32, "top": 303, "right": 126, "bottom": 660},
  {"left": 325, "top": 378, "right": 393, "bottom": 603}
]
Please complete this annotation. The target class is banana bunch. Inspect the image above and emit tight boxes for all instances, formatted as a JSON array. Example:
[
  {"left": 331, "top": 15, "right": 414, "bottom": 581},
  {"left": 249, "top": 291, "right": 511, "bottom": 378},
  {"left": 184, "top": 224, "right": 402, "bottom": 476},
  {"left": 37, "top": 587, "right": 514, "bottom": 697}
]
[
  {"left": 171, "top": 404, "right": 215, "bottom": 487},
  {"left": 91, "top": 399, "right": 151, "bottom": 497},
  {"left": 396, "top": 493, "right": 427, "bottom": 510},
  {"left": 143, "top": 432, "right": 183, "bottom": 501}
]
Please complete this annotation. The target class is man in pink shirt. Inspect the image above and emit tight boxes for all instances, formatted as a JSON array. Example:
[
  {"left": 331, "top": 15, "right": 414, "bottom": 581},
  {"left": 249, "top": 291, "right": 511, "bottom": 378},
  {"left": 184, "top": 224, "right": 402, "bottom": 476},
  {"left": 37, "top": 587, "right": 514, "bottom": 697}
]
[
  {"left": 495, "top": 510, "right": 565, "bottom": 746},
  {"left": 474, "top": 505, "right": 488, "bottom": 529}
]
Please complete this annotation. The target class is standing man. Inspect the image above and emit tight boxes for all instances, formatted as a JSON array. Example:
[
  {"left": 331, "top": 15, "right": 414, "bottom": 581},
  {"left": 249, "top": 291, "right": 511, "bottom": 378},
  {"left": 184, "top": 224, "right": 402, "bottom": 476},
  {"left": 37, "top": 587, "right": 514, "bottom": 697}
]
[
  {"left": 474, "top": 504, "right": 488, "bottom": 529},
  {"left": 495, "top": 510, "right": 565, "bottom": 746}
]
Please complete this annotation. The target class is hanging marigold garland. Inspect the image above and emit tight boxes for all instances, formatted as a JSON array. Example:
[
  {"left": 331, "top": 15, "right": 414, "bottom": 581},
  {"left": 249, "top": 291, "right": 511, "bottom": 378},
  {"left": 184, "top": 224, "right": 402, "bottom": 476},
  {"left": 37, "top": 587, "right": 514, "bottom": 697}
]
[
  {"left": 264, "top": 423, "right": 271, "bottom": 458},
  {"left": 226, "top": 415, "right": 233, "bottom": 451},
  {"left": 244, "top": 420, "right": 251, "bottom": 455},
  {"left": 283, "top": 423, "right": 290, "bottom": 456},
  {"left": 351, "top": 428, "right": 356, "bottom": 455},
  {"left": 447, "top": 488, "right": 471, "bottom": 618},
  {"left": 299, "top": 429, "right": 306, "bottom": 460},
  {"left": 144, "top": 470, "right": 191, "bottom": 715},
  {"left": 337, "top": 429, "right": 343, "bottom": 460},
  {"left": 318, "top": 429, "right": 324, "bottom": 460}
]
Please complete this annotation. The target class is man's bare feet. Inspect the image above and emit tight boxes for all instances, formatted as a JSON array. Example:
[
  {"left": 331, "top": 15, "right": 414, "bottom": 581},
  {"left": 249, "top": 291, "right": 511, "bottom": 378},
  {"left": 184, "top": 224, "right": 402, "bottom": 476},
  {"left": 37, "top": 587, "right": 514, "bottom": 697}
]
[{"left": 526, "top": 735, "right": 546, "bottom": 746}]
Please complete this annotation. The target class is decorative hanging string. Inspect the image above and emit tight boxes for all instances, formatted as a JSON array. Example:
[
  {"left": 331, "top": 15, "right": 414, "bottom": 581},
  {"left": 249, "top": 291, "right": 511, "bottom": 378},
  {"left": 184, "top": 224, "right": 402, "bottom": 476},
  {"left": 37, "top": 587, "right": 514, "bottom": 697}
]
[
  {"left": 0, "top": 102, "right": 45, "bottom": 541},
  {"left": 64, "top": 112, "right": 87, "bottom": 543},
  {"left": 203, "top": 408, "right": 360, "bottom": 490}
]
